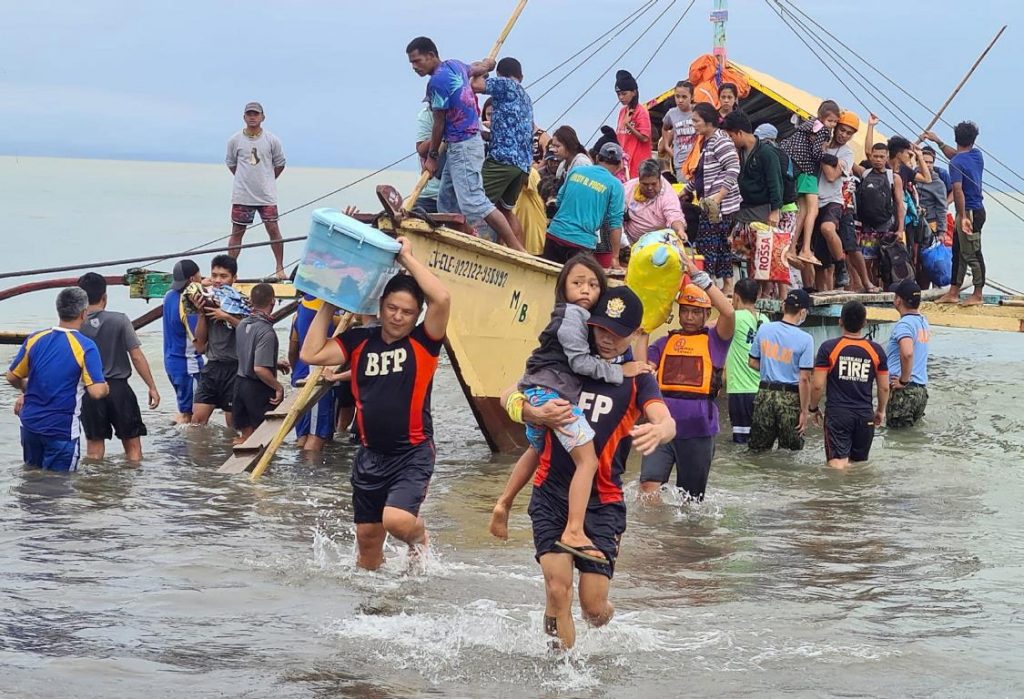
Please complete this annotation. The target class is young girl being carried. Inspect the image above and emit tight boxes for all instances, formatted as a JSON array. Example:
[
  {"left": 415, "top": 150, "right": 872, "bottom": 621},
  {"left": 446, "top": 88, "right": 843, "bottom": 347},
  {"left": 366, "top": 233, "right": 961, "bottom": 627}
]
[
  {"left": 488, "top": 255, "right": 651, "bottom": 558},
  {"left": 779, "top": 99, "right": 841, "bottom": 267}
]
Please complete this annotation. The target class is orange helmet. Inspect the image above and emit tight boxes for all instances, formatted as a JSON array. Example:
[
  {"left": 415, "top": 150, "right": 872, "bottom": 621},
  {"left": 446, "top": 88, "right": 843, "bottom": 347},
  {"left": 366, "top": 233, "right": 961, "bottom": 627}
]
[
  {"left": 838, "top": 111, "right": 860, "bottom": 132},
  {"left": 677, "top": 283, "right": 712, "bottom": 309}
]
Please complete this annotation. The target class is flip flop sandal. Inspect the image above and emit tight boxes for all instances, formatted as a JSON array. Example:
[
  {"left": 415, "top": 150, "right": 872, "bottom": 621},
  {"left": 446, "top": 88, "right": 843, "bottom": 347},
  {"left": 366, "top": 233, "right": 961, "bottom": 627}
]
[
  {"left": 554, "top": 541, "right": 609, "bottom": 565},
  {"left": 798, "top": 254, "right": 823, "bottom": 267}
]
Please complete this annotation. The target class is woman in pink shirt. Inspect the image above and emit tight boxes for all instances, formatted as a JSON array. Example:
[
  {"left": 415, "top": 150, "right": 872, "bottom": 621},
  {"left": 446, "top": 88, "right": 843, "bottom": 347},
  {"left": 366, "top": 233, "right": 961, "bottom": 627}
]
[
  {"left": 615, "top": 70, "right": 651, "bottom": 180},
  {"left": 623, "top": 159, "right": 687, "bottom": 245}
]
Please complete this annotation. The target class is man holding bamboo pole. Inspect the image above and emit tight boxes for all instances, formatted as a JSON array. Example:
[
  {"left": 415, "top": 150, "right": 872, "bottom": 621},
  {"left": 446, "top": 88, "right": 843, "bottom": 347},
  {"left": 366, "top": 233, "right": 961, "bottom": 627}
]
[
  {"left": 300, "top": 238, "right": 450, "bottom": 570},
  {"left": 406, "top": 36, "right": 526, "bottom": 252}
]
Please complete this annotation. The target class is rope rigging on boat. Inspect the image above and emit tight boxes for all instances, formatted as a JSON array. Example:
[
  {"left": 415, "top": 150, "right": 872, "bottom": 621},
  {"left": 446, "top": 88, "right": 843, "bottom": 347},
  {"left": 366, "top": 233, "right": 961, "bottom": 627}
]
[
  {"left": 768, "top": 1, "right": 1024, "bottom": 210},
  {"left": 526, "top": 0, "right": 658, "bottom": 102},
  {"left": 544, "top": 0, "right": 684, "bottom": 133},
  {"left": 584, "top": 0, "right": 697, "bottom": 144},
  {"left": 775, "top": 0, "right": 1024, "bottom": 194},
  {"left": 765, "top": 0, "right": 1024, "bottom": 232}
]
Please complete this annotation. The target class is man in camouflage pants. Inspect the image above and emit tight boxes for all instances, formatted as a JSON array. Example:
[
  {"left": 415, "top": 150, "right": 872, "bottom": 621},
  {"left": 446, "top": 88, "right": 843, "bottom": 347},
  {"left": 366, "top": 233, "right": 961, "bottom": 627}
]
[
  {"left": 885, "top": 279, "right": 930, "bottom": 428},
  {"left": 748, "top": 289, "right": 815, "bottom": 451}
]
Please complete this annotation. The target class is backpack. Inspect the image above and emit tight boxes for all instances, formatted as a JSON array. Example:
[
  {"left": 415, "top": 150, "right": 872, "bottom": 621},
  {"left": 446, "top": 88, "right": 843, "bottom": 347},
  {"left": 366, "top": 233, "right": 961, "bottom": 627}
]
[
  {"left": 766, "top": 142, "right": 797, "bottom": 205},
  {"left": 857, "top": 168, "right": 895, "bottom": 228},
  {"left": 879, "top": 233, "right": 914, "bottom": 286}
]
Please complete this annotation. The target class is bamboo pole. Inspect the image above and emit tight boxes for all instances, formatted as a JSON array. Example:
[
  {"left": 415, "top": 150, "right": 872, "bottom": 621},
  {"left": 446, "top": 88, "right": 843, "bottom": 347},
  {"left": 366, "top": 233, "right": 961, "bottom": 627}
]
[
  {"left": 917, "top": 25, "right": 1006, "bottom": 143},
  {"left": 401, "top": 0, "right": 530, "bottom": 211},
  {"left": 249, "top": 313, "right": 355, "bottom": 482}
]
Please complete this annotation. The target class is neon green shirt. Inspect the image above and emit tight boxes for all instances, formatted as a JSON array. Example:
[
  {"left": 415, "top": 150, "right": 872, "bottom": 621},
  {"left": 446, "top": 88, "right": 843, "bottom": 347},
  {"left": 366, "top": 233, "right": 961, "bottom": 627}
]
[{"left": 726, "top": 308, "right": 766, "bottom": 394}]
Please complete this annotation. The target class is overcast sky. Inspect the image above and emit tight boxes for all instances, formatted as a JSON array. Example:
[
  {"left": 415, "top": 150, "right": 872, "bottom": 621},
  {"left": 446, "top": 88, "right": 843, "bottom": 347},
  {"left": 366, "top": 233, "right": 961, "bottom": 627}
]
[{"left": 2, "top": 0, "right": 1020, "bottom": 177}]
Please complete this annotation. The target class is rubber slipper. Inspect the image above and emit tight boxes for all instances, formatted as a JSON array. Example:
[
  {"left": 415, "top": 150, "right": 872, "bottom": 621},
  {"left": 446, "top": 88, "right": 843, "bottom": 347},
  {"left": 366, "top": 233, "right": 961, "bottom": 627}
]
[{"left": 554, "top": 541, "right": 609, "bottom": 564}]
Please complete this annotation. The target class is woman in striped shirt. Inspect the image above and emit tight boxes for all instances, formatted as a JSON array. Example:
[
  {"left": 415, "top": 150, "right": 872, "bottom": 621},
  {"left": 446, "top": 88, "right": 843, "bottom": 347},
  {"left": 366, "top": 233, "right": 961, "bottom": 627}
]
[{"left": 684, "top": 102, "right": 742, "bottom": 296}]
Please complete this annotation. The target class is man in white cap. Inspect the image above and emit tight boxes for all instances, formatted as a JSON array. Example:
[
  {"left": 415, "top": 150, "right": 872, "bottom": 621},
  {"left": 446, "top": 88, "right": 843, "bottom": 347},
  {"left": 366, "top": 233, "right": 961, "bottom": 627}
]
[{"left": 226, "top": 102, "right": 287, "bottom": 278}]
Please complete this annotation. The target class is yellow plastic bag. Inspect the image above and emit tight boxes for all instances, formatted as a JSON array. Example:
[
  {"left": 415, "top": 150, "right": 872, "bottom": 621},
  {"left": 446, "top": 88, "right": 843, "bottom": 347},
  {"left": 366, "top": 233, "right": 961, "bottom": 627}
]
[{"left": 625, "top": 229, "right": 686, "bottom": 333}]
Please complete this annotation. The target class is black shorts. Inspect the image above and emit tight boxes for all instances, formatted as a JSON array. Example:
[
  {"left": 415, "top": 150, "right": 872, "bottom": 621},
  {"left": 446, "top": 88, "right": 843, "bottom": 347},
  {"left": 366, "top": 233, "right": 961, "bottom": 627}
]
[
  {"left": 351, "top": 441, "right": 435, "bottom": 524},
  {"left": 194, "top": 360, "right": 238, "bottom": 411},
  {"left": 812, "top": 203, "right": 844, "bottom": 268},
  {"left": 728, "top": 392, "right": 756, "bottom": 443},
  {"left": 528, "top": 488, "right": 626, "bottom": 579},
  {"left": 232, "top": 376, "right": 274, "bottom": 431},
  {"left": 81, "top": 378, "right": 147, "bottom": 441},
  {"left": 542, "top": 235, "right": 586, "bottom": 265},
  {"left": 824, "top": 408, "right": 876, "bottom": 462},
  {"left": 838, "top": 210, "right": 858, "bottom": 253}
]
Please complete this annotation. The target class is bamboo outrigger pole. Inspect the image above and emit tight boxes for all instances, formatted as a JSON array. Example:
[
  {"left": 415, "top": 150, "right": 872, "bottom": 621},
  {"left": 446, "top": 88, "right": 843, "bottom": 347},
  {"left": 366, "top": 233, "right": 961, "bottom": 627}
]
[
  {"left": 248, "top": 313, "right": 355, "bottom": 481},
  {"left": 401, "top": 0, "right": 530, "bottom": 211},
  {"left": 916, "top": 25, "right": 1006, "bottom": 143}
]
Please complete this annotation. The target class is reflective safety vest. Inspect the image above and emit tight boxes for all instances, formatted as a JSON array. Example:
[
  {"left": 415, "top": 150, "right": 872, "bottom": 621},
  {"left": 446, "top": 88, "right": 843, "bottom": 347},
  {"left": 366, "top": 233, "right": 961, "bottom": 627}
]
[{"left": 656, "top": 329, "right": 723, "bottom": 399}]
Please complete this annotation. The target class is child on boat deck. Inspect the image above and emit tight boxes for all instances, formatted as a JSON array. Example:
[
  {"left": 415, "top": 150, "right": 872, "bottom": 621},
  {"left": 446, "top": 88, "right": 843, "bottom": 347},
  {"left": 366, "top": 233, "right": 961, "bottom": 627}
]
[
  {"left": 489, "top": 255, "right": 652, "bottom": 549},
  {"left": 779, "top": 100, "right": 841, "bottom": 267}
]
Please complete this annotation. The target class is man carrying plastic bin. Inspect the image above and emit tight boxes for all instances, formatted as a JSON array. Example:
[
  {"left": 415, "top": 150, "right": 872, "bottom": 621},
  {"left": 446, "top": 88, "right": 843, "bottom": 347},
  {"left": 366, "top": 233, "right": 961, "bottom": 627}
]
[{"left": 300, "top": 237, "right": 451, "bottom": 571}]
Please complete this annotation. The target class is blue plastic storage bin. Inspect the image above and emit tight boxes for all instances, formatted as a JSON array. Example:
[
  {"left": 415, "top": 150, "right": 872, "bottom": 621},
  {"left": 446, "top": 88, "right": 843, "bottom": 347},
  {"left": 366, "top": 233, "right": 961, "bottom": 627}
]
[{"left": 294, "top": 208, "right": 402, "bottom": 314}]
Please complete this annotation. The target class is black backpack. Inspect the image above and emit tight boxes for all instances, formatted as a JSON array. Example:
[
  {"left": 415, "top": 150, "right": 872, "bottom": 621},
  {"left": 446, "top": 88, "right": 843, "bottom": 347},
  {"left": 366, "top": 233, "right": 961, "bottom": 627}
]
[
  {"left": 879, "top": 233, "right": 914, "bottom": 286},
  {"left": 857, "top": 168, "right": 895, "bottom": 228},
  {"left": 766, "top": 142, "right": 797, "bottom": 206}
]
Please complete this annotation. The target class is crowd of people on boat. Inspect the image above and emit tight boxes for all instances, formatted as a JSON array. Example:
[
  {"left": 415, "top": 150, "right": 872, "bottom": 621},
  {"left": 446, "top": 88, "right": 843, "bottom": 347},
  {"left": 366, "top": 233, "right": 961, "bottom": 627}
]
[
  {"left": 403, "top": 37, "right": 988, "bottom": 308},
  {"left": 4, "top": 36, "right": 964, "bottom": 655}
]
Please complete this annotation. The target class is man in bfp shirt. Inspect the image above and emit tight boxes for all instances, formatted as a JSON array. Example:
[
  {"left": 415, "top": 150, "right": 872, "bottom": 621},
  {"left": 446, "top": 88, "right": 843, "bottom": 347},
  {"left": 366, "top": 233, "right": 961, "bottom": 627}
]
[
  {"left": 748, "top": 289, "right": 815, "bottom": 451},
  {"left": 809, "top": 301, "right": 890, "bottom": 468},
  {"left": 885, "top": 279, "right": 931, "bottom": 428},
  {"left": 301, "top": 237, "right": 450, "bottom": 571},
  {"left": 506, "top": 286, "right": 675, "bottom": 650},
  {"left": 406, "top": 36, "right": 525, "bottom": 252},
  {"left": 6, "top": 288, "right": 109, "bottom": 472}
]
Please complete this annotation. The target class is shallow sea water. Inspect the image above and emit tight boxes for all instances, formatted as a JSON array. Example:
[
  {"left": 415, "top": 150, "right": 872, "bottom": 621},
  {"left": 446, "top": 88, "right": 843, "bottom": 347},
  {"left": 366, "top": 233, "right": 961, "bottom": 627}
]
[{"left": 1, "top": 158, "right": 1023, "bottom": 697}]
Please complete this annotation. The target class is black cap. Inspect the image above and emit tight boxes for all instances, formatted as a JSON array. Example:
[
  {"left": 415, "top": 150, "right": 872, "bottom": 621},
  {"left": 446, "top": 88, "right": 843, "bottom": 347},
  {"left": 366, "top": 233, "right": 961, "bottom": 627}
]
[
  {"left": 588, "top": 286, "right": 643, "bottom": 337},
  {"left": 784, "top": 288, "right": 812, "bottom": 310},
  {"left": 889, "top": 278, "right": 922, "bottom": 303},
  {"left": 172, "top": 259, "right": 200, "bottom": 291}
]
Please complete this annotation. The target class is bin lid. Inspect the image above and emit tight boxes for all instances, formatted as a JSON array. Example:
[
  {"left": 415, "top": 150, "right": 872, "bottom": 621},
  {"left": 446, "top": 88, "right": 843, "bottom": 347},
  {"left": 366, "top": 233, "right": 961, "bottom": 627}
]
[{"left": 311, "top": 208, "right": 401, "bottom": 252}]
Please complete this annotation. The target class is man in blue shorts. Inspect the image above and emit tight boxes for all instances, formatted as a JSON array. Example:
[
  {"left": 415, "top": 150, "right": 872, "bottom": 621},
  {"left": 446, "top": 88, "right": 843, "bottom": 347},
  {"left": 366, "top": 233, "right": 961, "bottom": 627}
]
[
  {"left": 288, "top": 293, "right": 339, "bottom": 451},
  {"left": 809, "top": 301, "right": 890, "bottom": 468},
  {"left": 6, "top": 288, "right": 109, "bottom": 471},
  {"left": 507, "top": 286, "right": 675, "bottom": 650},
  {"left": 163, "top": 259, "right": 204, "bottom": 424},
  {"left": 748, "top": 289, "right": 815, "bottom": 451},
  {"left": 301, "top": 238, "right": 450, "bottom": 570},
  {"left": 885, "top": 279, "right": 930, "bottom": 427}
]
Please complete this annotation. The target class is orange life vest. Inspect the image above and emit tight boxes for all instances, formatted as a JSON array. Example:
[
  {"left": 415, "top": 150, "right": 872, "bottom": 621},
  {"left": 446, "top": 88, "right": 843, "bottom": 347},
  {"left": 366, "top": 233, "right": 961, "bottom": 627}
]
[{"left": 656, "top": 329, "right": 723, "bottom": 399}]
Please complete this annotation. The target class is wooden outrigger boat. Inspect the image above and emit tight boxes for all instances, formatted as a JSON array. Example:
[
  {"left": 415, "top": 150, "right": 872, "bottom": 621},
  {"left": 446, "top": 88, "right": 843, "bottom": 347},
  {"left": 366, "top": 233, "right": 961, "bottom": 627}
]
[{"left": 4, "top": 1, "right": 1023, "bottom": 472}]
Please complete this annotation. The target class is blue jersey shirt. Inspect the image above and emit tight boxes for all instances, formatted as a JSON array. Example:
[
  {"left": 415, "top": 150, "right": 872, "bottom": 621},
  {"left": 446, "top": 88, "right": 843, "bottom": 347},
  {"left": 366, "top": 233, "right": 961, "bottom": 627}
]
[
  {"left": 427, "top": 59, "right": 480, "bottom": 144},
  {"left": 483, "top": 76, "right": 534, "bottom": 173},
  {"left": 750, "top": 320, "right": 814, "bottom": 385},
  {"left": 8, "top": 327, "right": 106, "bottom": 439},
  {"left": 547, "top": 165, "right": 625, "bottom": 249},
  {"left": 886, "top": 313, "right": 930, "bottom": 385},
  {"left": 949, "top": 147, "right": 984, "bottom": 211},
  {"left": 290, "top": 294, "right": 340, "bottom": 384},
  {"left": 162, "top": 288, "right": 203, "bottom": 376}
]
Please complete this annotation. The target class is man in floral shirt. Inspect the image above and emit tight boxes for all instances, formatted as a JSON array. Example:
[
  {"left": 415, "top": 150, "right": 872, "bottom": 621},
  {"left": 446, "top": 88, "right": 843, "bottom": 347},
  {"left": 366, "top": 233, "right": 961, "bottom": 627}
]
[{"left": 474, "top": 57, "right": 534, "bottom": 249}]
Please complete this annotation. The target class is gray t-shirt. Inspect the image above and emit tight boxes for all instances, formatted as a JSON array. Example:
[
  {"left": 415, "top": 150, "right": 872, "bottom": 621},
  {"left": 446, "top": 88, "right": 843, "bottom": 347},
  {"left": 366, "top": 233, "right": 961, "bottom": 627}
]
[
  {"left": 226, "top": 129, "right": 286, "bottom": 205},
  {"left": 205, "top": 317, "right": 238, "bottom": 364},
  {"left": 80, "top": 309, "right": 140, "bottom": 380},
  {"left": 818, "top": 142, "right": 854, "bottom": 206},
  {"left": 663, "top": 107, "right": 697, "bottom": 172},
  {"left": 235, "top": 315, "right": 278, "bottom": 379}
]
